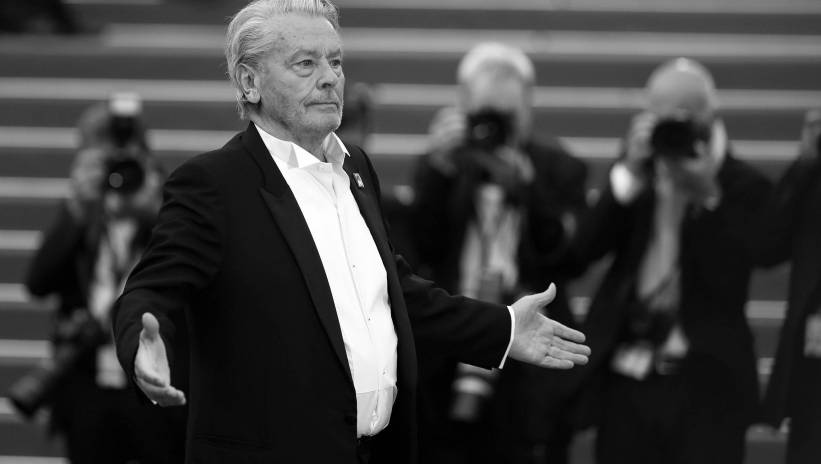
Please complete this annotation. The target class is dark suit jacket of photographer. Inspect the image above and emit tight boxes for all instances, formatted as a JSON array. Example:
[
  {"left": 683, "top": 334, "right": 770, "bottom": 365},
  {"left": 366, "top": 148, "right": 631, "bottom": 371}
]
[
  {"left": 25, "top": 203, "right": 188, "bottom": 442},
  {"left": 565, "top": 153, "right": 771, "bottom": 428},
  {"left": 410, "top": 137, "right": 588, "bottom": 450},
  {"left": 112, "top": 123, "right": 512, "bottom": 464},
  {"left": 411, "top": 137, "right": 588, "bottom": 324},
  {"left": 756, "top": 157, "right": 821, "bottom": 426}
]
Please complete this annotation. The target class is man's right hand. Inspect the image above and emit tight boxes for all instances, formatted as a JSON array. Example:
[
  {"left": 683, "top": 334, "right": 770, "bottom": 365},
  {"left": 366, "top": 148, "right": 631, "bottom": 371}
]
[
  {"left": 427, "top": 107, "right": 466, "bottom": 174},
  {"left": 134, "top": 312, "right": 186, "bottom": 406},
  {"left": 67, "top": 147, "right": 106, "bottom": 220},
  {"left": 622, "top": 111, "right": 657, "bottom": 178}
]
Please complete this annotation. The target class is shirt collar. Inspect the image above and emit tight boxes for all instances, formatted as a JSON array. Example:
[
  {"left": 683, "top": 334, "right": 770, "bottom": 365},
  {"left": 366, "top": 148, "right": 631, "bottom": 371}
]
[{"left": 253, "top": 123, "right": 349, "bottom": 169}]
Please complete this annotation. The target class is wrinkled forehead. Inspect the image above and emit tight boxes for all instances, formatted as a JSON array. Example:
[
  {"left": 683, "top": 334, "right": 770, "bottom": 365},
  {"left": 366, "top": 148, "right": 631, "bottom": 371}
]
[{"left": 266, "top": 13, "right": 342, "bottom": 56}]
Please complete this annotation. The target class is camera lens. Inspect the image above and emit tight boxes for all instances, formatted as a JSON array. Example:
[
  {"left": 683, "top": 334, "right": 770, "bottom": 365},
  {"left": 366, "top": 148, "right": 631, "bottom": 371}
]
[
  {"left": 104, "top": 157, "right": 145, "bottom": 195},
  {"left": 466, "top": 110, "right": 512, "bottom": 152}
]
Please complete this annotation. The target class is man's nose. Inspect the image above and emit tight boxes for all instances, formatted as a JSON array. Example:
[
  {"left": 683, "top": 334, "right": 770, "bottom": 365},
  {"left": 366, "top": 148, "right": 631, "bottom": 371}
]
[{"left": 317, "top": 60, "right": 341, "bottom": 89}]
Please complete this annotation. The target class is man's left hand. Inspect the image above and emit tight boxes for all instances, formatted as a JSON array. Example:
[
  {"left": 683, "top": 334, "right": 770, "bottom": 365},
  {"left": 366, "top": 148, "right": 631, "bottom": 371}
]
[{"left": 509, "top": 284, "right": 591, "bottom": 369}]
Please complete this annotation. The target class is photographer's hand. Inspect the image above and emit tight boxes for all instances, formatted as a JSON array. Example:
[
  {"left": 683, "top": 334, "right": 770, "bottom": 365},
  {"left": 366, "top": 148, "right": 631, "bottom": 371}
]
[
  {"left": 134, "top": 313, "right": 186, "bottom": 406},
  {"left": 623, "top": 111, "right": 657, "bottom": 178},
  {"left": 799, "top": 109, "right": 821, "bottom": 162},
  {"left": 427, "top": 107, "right": 466, "bottom": 175},
  {"left": 67, "top": 148, "right": 106, "bottom": 221}
]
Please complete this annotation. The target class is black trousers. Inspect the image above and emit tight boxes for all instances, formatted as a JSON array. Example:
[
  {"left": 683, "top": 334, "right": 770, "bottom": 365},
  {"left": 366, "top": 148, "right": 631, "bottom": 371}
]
[
  {"left": 786, "top": 356, "right": 821, "bottom": 464},
  {"left": 596, "top": 371, "right": 747, "bottom": 464}
]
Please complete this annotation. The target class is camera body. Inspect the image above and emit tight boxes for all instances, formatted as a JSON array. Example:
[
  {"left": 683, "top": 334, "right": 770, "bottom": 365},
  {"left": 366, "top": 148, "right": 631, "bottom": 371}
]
[
  {"left": 465, "top": 109, "right": 513, "bottom": 153},
  {"left": 101, "top": 93, "right": 148, "bottom": 195},
  {"left": 649, "top": 115, "right": 711, "bottom": 160},
  {"left": 8, "top": 312, "right": 107, "bottom": 419}
]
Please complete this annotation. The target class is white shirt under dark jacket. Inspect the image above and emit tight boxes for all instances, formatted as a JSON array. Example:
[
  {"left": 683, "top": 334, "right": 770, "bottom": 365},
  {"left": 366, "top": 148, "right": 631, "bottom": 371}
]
[{"left": 255, "top": 125, "right": 515, "bottom": 438}]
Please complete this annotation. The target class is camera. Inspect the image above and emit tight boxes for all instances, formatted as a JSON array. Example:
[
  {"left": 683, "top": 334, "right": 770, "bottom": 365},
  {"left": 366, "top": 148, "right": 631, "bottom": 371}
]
[
  {"left": 7, "top": 312, "right": 107, "bottom": 419},
  {"left": 466, "top": 109, "right": 512, "bottom": 152},
  {"left": 102, "top": 93, "right": 147, "bottom": 195},
  {"left": 650, "top": 115, "right": 710, "bottom": 159},
  {"left": 103, "top": 154, "right": 146, "bottom": 195}
]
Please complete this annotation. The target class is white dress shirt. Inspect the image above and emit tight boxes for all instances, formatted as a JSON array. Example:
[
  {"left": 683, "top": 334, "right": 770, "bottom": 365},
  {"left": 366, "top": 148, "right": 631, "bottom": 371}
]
[{"left": 255, "top": 125, "right": 397, "bottom": 437}]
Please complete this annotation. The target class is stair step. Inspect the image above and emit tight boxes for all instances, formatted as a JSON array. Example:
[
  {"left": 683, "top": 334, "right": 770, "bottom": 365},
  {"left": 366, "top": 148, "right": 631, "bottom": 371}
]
[
  {"left": 69, "top": 1, "right": 821, "bottom": 35},
  {"left": 1, "top": 34, "right": 819, "bottom": 90},
  {"left": 0, "top": 97, "right": 810, "bottom": 142}
]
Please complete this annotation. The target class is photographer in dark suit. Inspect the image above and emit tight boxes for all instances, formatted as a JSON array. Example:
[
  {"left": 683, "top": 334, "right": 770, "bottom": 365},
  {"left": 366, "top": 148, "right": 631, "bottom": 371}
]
[
  {"left": 16, "top": 94, "right": 186, "bottom": 463},
  {"left": 411, "top": 42, "right": 588, "bottom": 464},
  {"left": 566, "top": 58, "right": 771, "bottom": 464},
  {"left": 757, "top": 109, "right": 821, "bottom": 464}
]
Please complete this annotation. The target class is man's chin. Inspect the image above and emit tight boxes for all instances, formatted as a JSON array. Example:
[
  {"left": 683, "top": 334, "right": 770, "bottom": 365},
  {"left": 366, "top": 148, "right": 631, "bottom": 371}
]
[{"left": 305, "top": 114, "right": 342, "bottom": 135}]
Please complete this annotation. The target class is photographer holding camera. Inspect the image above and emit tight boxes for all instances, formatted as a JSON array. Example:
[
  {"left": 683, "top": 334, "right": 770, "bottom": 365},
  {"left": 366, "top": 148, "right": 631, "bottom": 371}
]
[
  {"left": 411, "top": 43, "right": 588, "bottom": 464},
  {"left": 563, "top": 58, "right": 772, "bottom": 464},
  {"left": 15, "top": 94, "right": 185, "bottom": 464},
  {"left": 757, "top": 108, "right": 821, "bottom": 464}
]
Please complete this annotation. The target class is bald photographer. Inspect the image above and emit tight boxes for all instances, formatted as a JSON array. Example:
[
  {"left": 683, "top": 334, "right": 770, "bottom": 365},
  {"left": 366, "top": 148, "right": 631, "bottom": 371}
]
[{"left": 564, "top": 58, "right": 772, "bottom": 464}]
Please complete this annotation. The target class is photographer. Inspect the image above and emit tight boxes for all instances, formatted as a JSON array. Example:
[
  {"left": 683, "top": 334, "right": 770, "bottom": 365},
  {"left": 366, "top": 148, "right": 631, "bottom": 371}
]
[
  {"left": 411, "top": 43, "right": 588, "bottom": 464},
  {"left": 16, "top": 94, "right": 185, "bottom": 464},
  {"left": 564, "top": 58, "right": 772, "bottom": 464},
  {"left": 757, "top": 109, "right": 821, "bottom": 464}
]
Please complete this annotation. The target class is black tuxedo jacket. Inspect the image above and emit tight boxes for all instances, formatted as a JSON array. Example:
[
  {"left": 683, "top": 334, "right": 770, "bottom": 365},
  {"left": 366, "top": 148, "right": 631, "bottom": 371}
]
[
  {"left": 757, "top": 157, "right": 821, "bottom": 425},
  {"left": 566, "top": 154, "right": 772, "bottom": 427},
  {"left": 112, "top": 123, "right": 511, "bottom": 464}
]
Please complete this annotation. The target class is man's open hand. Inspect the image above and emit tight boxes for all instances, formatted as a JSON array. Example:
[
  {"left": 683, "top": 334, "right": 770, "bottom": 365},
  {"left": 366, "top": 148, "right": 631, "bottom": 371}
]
[
  {"left": 134, "top": 312, "right": 186, "bottom": 406},
  {"left": 509, "top": 284, "right": 591, "bottom": 369}
]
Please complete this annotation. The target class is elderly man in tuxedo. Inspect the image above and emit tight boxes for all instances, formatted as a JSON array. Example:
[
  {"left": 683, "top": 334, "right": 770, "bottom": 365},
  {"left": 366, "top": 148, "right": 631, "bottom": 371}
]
[{"left": 111, "top": 1, "right": 590, "bottom": 463}]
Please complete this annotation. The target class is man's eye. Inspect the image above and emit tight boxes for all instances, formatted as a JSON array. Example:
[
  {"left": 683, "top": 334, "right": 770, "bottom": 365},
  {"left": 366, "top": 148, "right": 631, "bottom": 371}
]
[
  {"left": 298, "top": 60, "right": 313, "bottom": 67},
  {"left": 330, "top": 59, "right": 342, "bottom": 68}
]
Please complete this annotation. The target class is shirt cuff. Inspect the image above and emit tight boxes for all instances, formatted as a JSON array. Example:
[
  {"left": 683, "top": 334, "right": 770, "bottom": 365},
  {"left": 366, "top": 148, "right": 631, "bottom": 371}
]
[
  {"left": 498, "top": 306, "right": 516, "bottom": 369},
  {"left": 610, "top": 163, "right": 644, "bottom": 205}
]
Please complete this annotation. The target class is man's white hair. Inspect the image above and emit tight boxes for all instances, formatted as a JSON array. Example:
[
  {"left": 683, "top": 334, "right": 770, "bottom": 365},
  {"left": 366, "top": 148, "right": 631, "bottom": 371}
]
[
  {"left": 456, "top": 42, "right": 535, "bottom": 86},
  {"left": 225, "top": 0, "right": 339, "bottom": 119}
]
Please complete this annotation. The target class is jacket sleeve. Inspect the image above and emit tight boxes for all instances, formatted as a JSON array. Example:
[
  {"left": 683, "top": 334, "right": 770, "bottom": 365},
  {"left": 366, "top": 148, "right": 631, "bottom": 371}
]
[
  {"left": 521, "top": 145, "right": 589, "bottom": 284},
  {"left": 112, "top": 160, "right": 225, "bottom": 382},
  {"left": 755, "top": 156, "right": 820, "bottom": 268},
  {"left": 364, "top": 150, "right": 511, "bottom": 368},
  {"left": 560, "top": 168, "right": 636, "bottom": 279},
  {"left": 409, "top": 152, "right": 461, "bottom": 273},
  {"left": 25, "top": 203, "right": 87, "bottom": 299}
]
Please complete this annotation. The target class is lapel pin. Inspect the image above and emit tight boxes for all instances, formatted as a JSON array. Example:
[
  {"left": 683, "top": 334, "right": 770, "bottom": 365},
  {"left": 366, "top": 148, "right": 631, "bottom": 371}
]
[{"left": 353, "top": 173, "right": 365, "bottom": 189}]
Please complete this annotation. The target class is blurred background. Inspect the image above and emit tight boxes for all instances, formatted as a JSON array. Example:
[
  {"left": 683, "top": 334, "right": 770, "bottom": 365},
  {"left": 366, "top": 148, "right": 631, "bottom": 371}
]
[{"left": 0, "top": 0, "right": 820, "bottom": 462}]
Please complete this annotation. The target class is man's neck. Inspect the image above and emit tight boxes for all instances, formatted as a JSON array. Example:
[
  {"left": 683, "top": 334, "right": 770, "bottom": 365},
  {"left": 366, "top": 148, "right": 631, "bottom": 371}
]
[{"left": 251, "top": 116, "right": 328, "bottom": 161}]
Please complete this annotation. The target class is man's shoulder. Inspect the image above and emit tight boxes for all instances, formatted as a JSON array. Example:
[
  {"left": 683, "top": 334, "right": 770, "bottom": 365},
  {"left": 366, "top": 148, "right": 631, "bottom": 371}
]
[
  {"left": 527, "top": 136, "right": 588, "bottom": 179},
  {"left": 173, "top": 130, "right": 249, "bottom": 177},
  {"left": 720, "top": 151, "right": 772, "bottom": 192}
]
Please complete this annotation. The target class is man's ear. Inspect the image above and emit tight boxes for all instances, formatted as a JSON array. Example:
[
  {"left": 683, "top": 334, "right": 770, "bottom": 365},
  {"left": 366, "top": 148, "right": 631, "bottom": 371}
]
[{"left": 238, "top": 64, "right": 261, "bottom": 104}]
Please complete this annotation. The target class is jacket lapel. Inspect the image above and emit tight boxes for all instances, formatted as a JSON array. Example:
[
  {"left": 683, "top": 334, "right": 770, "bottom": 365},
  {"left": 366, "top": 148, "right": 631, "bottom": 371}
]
[
  {"left": 240, "top": 124, "right": 353, "bottom": 387},
  {"left": 342, "top": 150, "right": 415, "bottom": 372}
]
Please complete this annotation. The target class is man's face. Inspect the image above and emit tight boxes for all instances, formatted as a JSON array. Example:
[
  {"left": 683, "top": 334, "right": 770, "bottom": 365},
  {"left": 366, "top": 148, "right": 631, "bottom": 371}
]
[
  {"left": 464, "top": 73, "right": 531, "bottom": 143},
  {"left": 254, "top": 14, "right": 344, "bottom": 142}
]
